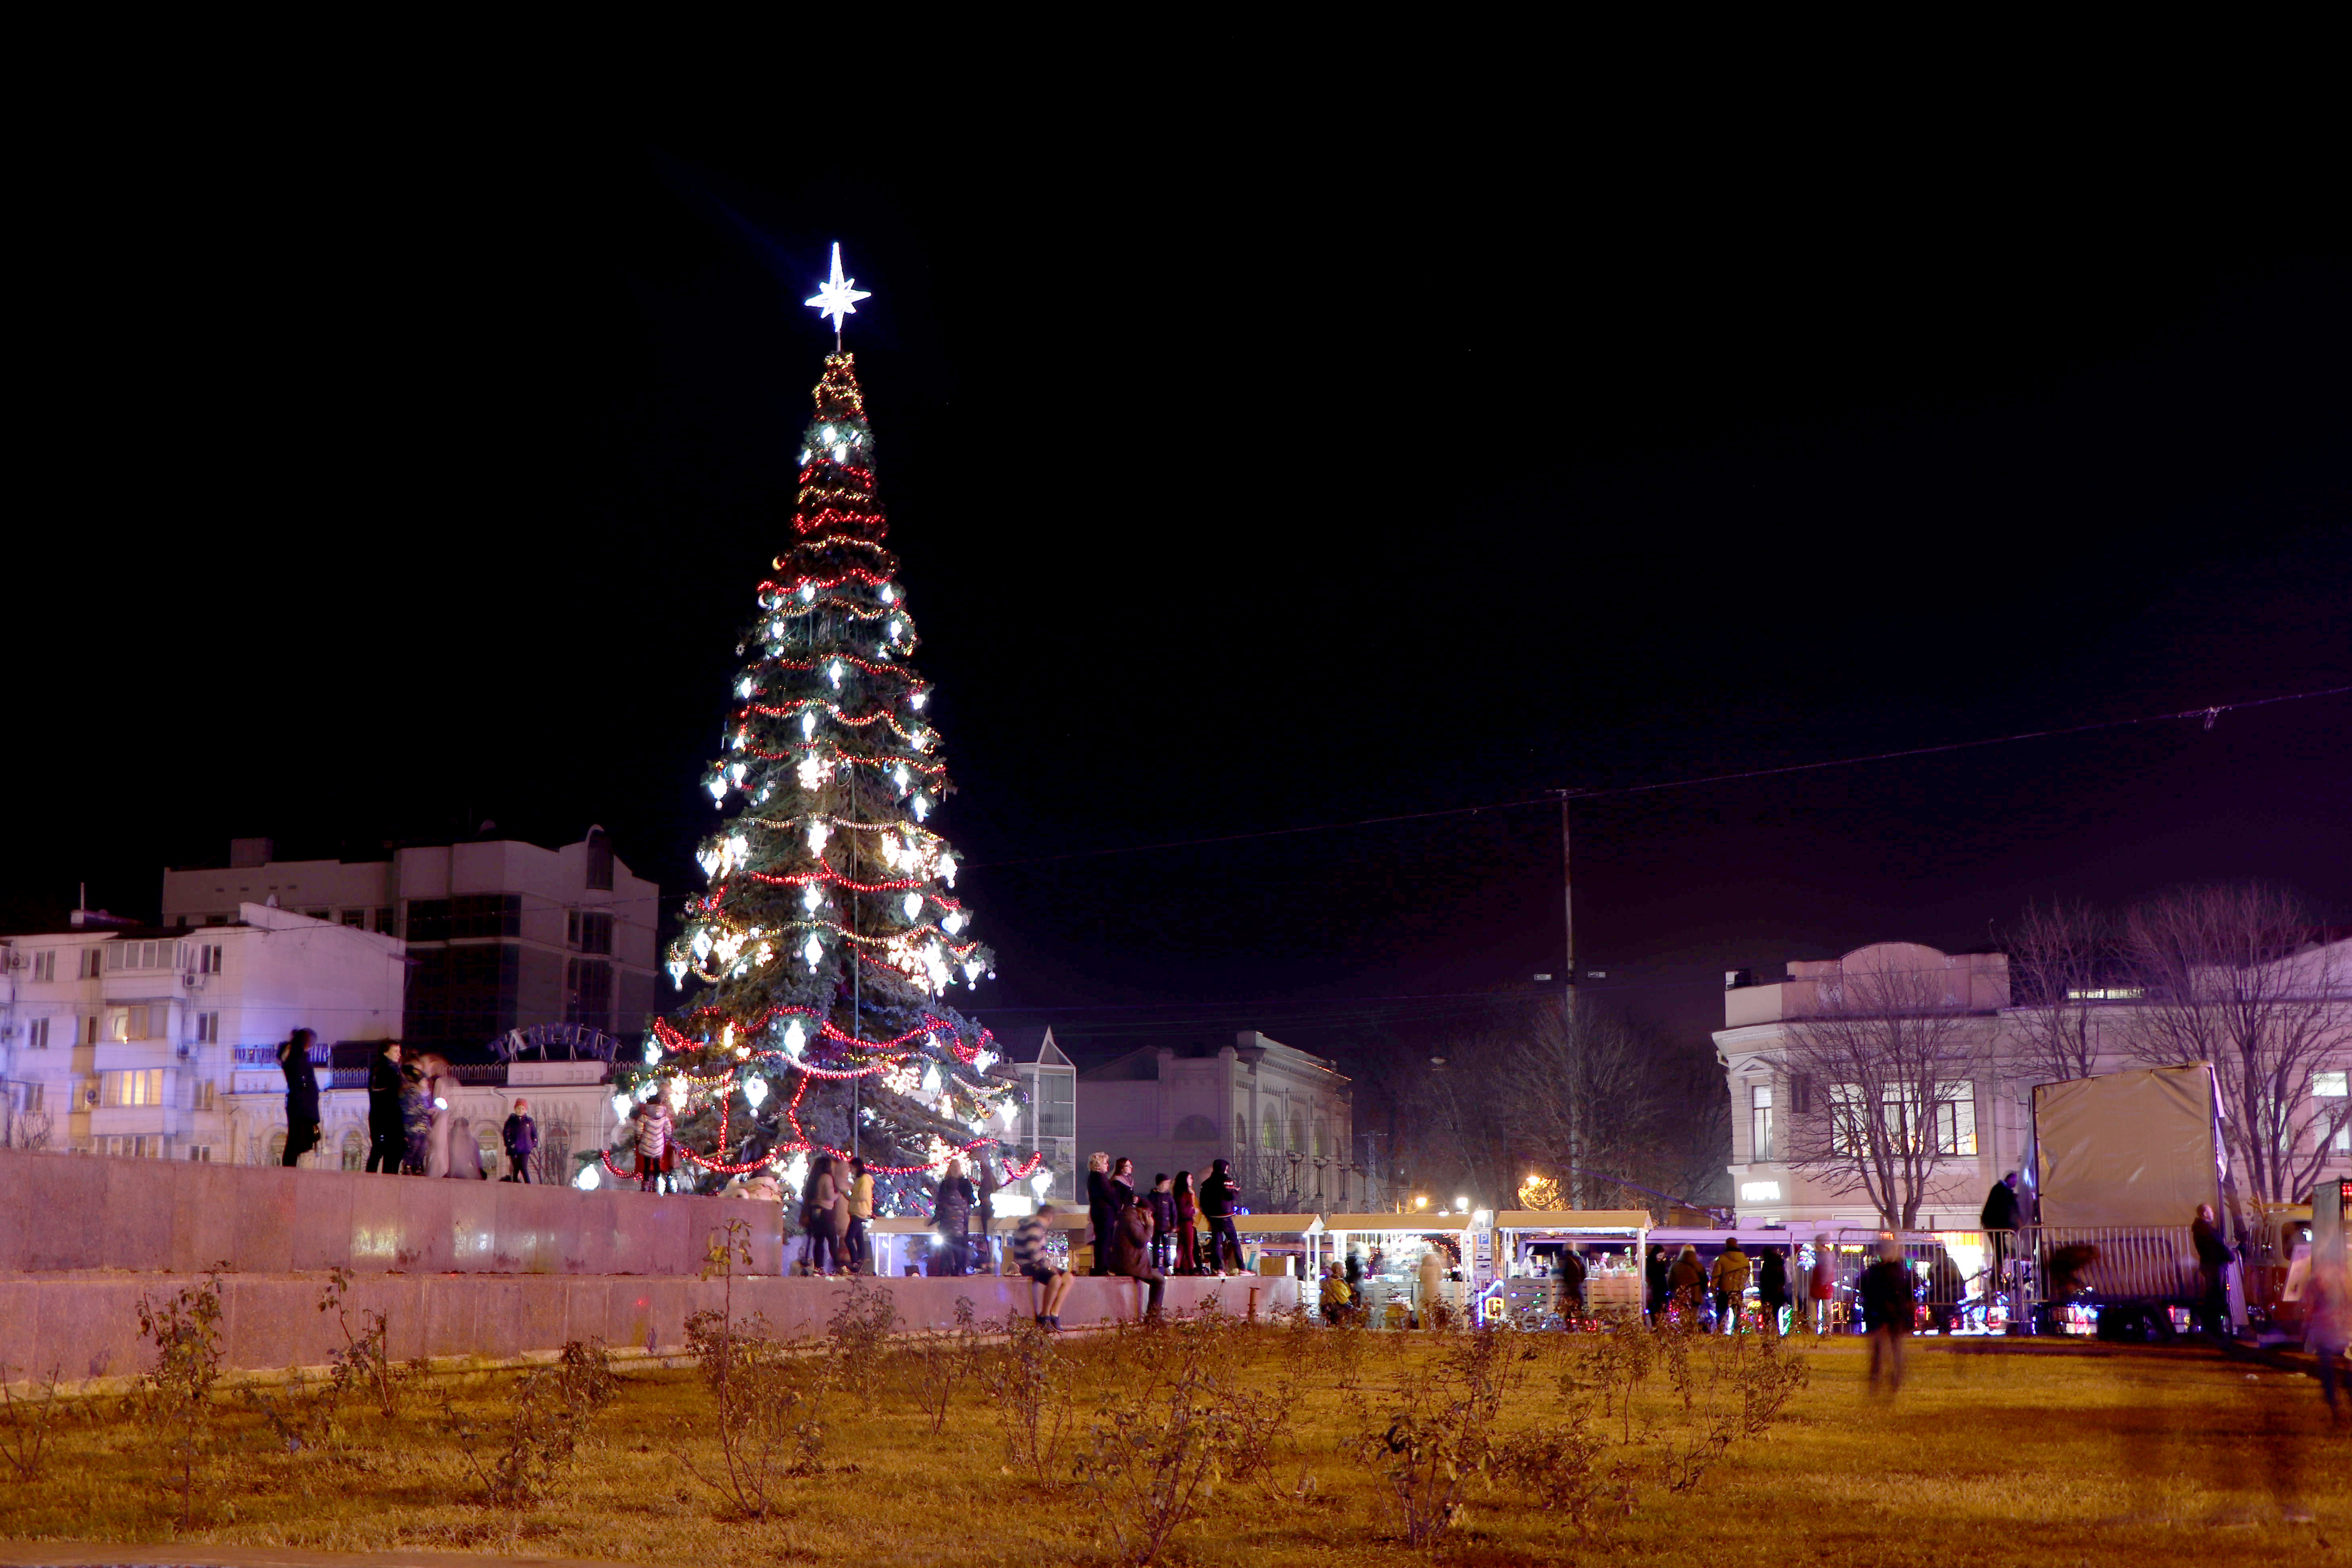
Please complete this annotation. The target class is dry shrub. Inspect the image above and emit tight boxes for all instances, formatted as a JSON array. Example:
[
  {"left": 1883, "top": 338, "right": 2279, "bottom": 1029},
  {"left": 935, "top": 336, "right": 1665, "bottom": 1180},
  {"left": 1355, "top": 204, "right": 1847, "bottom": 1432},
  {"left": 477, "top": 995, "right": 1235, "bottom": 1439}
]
[
  {"left": 133, "top": 1266, "right": 228, "bottom": 1529},
  {"left": 979, "top": 1314, "right": 1076, "bottom": 1481},
  {"left": 0, "top": 1363, "right": 63, "bottom": 1482},
  {"left": 444, "top": 1340, "right": 620, "bottom": 1511}
]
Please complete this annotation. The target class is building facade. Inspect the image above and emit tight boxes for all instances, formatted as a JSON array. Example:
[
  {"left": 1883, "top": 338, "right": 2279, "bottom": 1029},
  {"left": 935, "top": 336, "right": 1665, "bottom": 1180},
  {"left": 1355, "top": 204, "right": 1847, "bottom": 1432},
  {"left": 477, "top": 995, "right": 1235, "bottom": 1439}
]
[
  {"left": 997, "top": 1027, "right": 1078, "bottom": 1203},
  {"left": 1076, "top": 1030, "right": 1359, "bottom": 1212},
  {"left": 159, "top": 831, "right": 661, "bottom": 1051},
  {"left": 1717, "top": 938, "right": 2352, "bottom": 1233},
  {"left": 0, "top": 905, "right": 622, "bottom": 1171}
]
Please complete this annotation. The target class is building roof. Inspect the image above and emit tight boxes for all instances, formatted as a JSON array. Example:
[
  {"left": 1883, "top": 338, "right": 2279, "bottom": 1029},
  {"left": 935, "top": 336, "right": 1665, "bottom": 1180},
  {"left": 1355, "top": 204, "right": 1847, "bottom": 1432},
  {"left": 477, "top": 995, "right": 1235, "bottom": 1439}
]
[
  {"left": 1079, "top": 1029, "right": 1340, "bottom": 1082},
  {"left": 992, "top": 1025, "right": 1071, "bottom": 1068}
]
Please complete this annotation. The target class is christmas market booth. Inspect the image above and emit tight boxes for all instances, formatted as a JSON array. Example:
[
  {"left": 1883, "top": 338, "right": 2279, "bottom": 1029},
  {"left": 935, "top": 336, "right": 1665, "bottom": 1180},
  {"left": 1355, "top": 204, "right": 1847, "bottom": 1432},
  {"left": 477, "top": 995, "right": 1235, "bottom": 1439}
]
[
  {"left": 1493, "top": 1209, "right": 1651, "bottom": 1327},
  {"left": 1230, "top": 1213, "right": 1325, "bottom": 1277},
  {"left": 1322, "top": 1213, "right": 1488, "bottom": 1329}
]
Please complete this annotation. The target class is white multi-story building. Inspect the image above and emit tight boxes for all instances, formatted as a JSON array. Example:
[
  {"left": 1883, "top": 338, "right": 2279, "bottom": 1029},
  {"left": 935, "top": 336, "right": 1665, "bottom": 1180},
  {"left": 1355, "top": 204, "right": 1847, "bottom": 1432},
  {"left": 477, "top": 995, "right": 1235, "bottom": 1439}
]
[
  {"left": 1717, "top": 938, "right": 2352, "bottom": 1232},
  {"left": 1077, "top": 1030, "right": 1359, "bottom": 1211},
  {"left": 159, "top": 831, "right": 661, "bottom": 1053},
  {"left": 0, "top": 904, "right": 621, "bottom": 1172}
]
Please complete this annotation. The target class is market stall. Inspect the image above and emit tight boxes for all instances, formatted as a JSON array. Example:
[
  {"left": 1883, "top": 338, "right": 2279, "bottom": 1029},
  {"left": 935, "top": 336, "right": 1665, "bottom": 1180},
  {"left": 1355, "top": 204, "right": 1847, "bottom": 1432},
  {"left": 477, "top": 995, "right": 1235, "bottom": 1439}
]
[
  {"left": 1322, "top": 1213, "right": 1482, "bottom": 1329},
  {"left": 1231, "top": 1213, "right": 1325, "bottom": 1277},
  {"left": 1493, "top": 1209, "right": 1650, "bottom": 1326}
]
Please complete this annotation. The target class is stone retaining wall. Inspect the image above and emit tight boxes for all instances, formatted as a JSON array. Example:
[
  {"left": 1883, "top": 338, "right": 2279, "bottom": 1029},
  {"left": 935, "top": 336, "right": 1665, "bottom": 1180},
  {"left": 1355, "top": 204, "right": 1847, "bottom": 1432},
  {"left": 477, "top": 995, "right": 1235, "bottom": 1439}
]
[
  {"left": 0, "top": 1148, "right": 781, "bottom": 1277},
  {"left": 0, "top": 1271, "right": 1294, "bottom": 1386}
]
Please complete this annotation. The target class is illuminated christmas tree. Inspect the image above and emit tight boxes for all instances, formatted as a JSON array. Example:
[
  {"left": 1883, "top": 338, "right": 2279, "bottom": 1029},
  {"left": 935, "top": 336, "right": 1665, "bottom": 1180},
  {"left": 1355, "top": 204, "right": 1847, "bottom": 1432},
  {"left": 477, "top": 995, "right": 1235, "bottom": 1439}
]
[{"left": 609, "top": 245, "right": 1033, "bottom": 1209}]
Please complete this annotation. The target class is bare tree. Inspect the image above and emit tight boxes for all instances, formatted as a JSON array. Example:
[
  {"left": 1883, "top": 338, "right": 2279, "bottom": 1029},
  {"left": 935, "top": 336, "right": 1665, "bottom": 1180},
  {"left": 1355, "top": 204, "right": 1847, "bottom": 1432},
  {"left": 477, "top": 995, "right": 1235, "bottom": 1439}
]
[
  {"left": 530, "top": 1108, "right": 579, "bottom": 1186},
  {"left": 2124, "top": 883, "right": 2352, "bottom": 1225},
  {"left": 1779, "top": 952, "right": 1988, "bottom": 1229},
  {"left": 1501, "top": 1007, "right": 1680, "bottom": 1213},
  {"left": 2003, "top": 898, "right": 2121, "bottom": 1085}
]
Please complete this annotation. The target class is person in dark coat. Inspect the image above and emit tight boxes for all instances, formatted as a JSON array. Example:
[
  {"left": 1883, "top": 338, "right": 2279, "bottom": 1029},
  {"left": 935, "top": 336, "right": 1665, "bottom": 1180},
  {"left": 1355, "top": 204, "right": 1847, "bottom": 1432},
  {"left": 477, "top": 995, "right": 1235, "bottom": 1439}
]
[
  {"left": 1981, "top": 1172, "right": 2021, "bottom": 1297},
  {"left": 365, "top": 1041, "right": 405, "bottom": 1173},
  {"left": 1757, "top": 1245, "right": 1791, "bottom": 1336},
  {"left": 1199, "top": 1158, "right": 1244, "bottom": 1274},
  {"left": 1085, "top": 1151, "right": 1116, "bottom": 1276},
  {"left": 932, "top": 1158, "right": 977, "bottom": 1277},
  {"left": 2191, "top": 1203, "right": 2234, "bottom": 1339},
  {"left": 501, "top": 1098, "right": 537, "bottom": 1182},
  {"left": 398, "top": 1056, "right": 435, "bottom": 1174},
  {"left": 1646, "top": 1244, "right": 1671, "bottom": 1323},
  {"left": 1111, "top": 1193, "right": 1166, "bottom": 1317},
  {"left": 1668, "top": 1245, "right": 1708, "bottom": 1324},
  {"left": 1556, "top": 1246, "right": 1589, "bottom": 1325},
  {"left": 1858, "top": 1235, "right": 1914, "bottom": 1395},
  {"left": 277, "top": 1028, "right": 321, "bottom": 1167},
  {"left": 1148, "top": 1174, "right": 1177, "bottom": 1272}
]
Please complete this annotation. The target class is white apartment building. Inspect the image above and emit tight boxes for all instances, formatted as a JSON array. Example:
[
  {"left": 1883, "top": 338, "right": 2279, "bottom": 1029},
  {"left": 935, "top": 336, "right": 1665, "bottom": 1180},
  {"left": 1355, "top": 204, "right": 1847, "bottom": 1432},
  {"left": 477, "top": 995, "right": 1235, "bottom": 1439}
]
[
  {"left": 159, "top": 831, "right": 661, "bottom": 1052},
  {"left": 1717, "top": 938, "right": 2352, "bottom": 1232},
  {"left": 0, "top": 904, "right": 623, "bottom": 1172},
  {"left": 1077, "top": 1030, "right": 1359, "bottom": 1211}
]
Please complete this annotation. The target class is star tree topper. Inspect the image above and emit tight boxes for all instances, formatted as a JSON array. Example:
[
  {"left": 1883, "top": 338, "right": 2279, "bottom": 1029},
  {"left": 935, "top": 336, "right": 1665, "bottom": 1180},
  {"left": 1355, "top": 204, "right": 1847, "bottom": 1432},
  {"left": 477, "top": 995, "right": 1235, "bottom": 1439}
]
[{"left": 805, "top": 241, "right": 871, "bottom": 346}]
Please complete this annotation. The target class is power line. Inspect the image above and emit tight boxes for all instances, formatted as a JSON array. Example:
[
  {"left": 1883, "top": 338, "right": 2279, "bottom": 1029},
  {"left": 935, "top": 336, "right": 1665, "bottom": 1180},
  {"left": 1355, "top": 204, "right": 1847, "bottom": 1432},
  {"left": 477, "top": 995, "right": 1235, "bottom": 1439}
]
[{"left": 969, "top": 682, "right": 2352, "bottom": 869}]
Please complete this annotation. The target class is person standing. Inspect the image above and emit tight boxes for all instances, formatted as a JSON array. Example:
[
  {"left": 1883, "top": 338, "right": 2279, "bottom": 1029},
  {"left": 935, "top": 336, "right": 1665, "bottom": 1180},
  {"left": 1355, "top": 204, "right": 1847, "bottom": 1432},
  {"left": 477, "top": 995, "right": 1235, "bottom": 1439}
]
[
  {"left": 1345, "top": 1246, "right": 1364, "bottom": 1294},
  {"left": 1172, "top": 1171, "right": 1200, "bottom": 1275},
  {"left": 365, "top": 1041, "right": 405, "bottom": 1173},
  {"left": 501, "top": 1098, "right": 537, "bottom": 1183},
  {"left": 934, "top": 1158, "right": 977, "bottom": 1277},
  {"left": 1710, "top": 1238, "right": 1752, "bottom": 1334},
  {"left": 1148, "top": 1174, "right": 1176, "bottom": 1273},
  {"left": 2191, "top": 1203, "right": 2234, "bottom": 1340},
  {"left": 1085, "top": 1152, "right": 1116, "bottom": 1276},
  {"left": 1110, "top": 1157, "right": 1137, "bottom": 1224},
  {"left": 399, "top": 1053, "right": 434, "bottom": 1174},
  {"left": 1757, "top": 1245, "right": 1791, "bottom": 1338},
  {"left": 845, "top": 1156, "right": 874, "bottom": 1275},
  {"left": 1321, "top": 1264, "right": 1354, "bottom": 1325},
  {"left": 276, "top": 1028, "right": 321, "bottom": 1167},
  {"left": 2301, "top": 1245, "right": 2350, "bottom": 1420},
  {"left": 1668, "top": 1245, "right": 1708, "bottom": 1325},
  {"left": 976, "top": 1155, "right": 1001, "bottom": 1273},
  {"left": 1980, "top": 1171, "right": 2021, "bottom": 1300},
  {"left": 1646, "top": 1243, "right": 1671, "bottom": 1323},
  {"left": 1556, "top": 1246, "right": 1589, "bottom": 1326},
  {"left": 634, "top": 1099, "right": 674, "bottom": 1192},
  {"left": 1808, "top": 1234, "right": 1838, "bottom": 1333},
  {"left": 1199, "top": 1158, "right": 1243, "bottom": 1275},
  {"left": 1111, "top": 1193, "right": 1166, "bottom": 1318},
  {"left": 1858, "top": 1234, "right": 1914, "bottom": 1396},
  {"left": 1014, "top": 1201, "right": 1073, "bottom": 1328},
  {"left": 813, "top": 1156, "right": 849, "bottom": 1275}
]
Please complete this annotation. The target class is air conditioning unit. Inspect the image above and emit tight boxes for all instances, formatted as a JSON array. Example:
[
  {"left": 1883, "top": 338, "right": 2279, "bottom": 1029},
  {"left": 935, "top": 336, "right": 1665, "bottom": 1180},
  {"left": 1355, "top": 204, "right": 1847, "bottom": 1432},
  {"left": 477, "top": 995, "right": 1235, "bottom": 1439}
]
[{"left": 176, "top": 1043, "right": 194, "bottom": 1059}]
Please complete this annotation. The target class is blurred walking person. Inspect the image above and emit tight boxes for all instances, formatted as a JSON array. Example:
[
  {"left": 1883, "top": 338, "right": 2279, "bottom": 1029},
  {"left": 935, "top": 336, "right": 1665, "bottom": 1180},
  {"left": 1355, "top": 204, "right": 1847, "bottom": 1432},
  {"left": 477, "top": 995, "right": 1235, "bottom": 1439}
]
[
  {"left": 1148, "top": 1174, "right": 1176, "bottom": 1272},
  {"left": 1808, "top": 1234, "right": 1838, "bottom": 1333},
  {"left": 1668, "top": 1245, "right": 1707, "bottom": 1326},
  {"left": 1646, "top": 1244, "right": 1670, "bottom": 1323},
  {"left": 2302, "top": 1246, "right": 2350, "bottom": 1420},
  {"left": 1859, "top": 1234, "right": 1914, "bottom": 1396},
  {"left": 2191, "top": 1203, "right": 2234, "bottom": 1340},
  {"left": 1555, "top": 1245, "right": 1588, "bottom": 1327}
]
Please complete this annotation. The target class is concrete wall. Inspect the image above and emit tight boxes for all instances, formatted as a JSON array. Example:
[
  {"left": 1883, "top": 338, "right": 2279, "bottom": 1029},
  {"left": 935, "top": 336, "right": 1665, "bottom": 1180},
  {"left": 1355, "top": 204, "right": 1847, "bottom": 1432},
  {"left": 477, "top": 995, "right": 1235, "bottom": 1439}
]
[
  {"left": 0, "top": 1271, "right": 1297, "bottom": 1385},
  {"left": 0, "top": 1148, "right": 782, "bottom": 1278}
]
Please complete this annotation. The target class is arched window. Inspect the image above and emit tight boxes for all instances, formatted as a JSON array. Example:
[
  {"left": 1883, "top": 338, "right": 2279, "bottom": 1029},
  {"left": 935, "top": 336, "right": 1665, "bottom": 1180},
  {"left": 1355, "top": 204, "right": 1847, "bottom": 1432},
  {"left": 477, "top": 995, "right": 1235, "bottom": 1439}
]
[
  {"left": 1290, "top": 1112, "right": 1305, "bottom": 1155},
  {"left": 265, "top": 1129, "right": 287, "bottom": 1166},
  {"left": 341, "top": 1130, "right": 366, "bottom": 1170},
  {"left": 1260, "top": 1114, "right": 1279, "bottom": 1152}
]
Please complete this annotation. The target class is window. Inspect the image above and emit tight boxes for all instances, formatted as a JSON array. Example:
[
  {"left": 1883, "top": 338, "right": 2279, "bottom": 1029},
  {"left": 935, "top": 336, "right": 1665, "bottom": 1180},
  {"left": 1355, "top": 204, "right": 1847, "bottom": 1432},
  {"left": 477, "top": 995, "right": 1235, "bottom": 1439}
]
[
  {"left": 304, "top": 908, "right": 330, "bottom": 922},
  {"left": 106, "top": 940, "right": 180, "bottom": 972},
  {"left": 27, "top": 1018, "right": 49, "bottom": 1050},
  {"left": 1751, "top": 1082, "right": 1776, "bottom": 1163},
  {"left": 31, "top": 949, "right": 56, "bottom": 982},
  {"left": 2316, "top": 1071, "right": 2350, "bottom": 1154},
  {"left": 79, "top": 948, "right": 104, "bottom": 979},
  {"left": 187, "top": 1146, "right": 213, "bottom": 1162},
  {"left": 195, "top": 1012, "right": 219, "bottom": 1044},
  {"left": 205, "top": 914, "right": 228, "bottom": 926},
  {"left": 1037, "top": 1073, "right": 1075, "bottom": 1137},
  {"left": 85, "top": 1015, "right": 99, "bottom": 1045},
  {"left": 341, "top": 1131, "right": 367, "bottom": 1171},
  {"left": 103, "top": 1068, "right": 165, "bottom": 1107},
  {"left": 109, "top": 1006, "right": 151, "bottom": 1042},
  {"left": 194, "top": 1082, "right": 216, "bottom": 1111},
  {"left": 569, "top": 910, "right": 614, "bottom": 955},
  {"left": 196, "top": 944, "right": 224, "bottom": 975},
  {"left": 341, "top": 909, "right": 367, "bottom": 928},
  {"left": 565, "top": 958, "right": 613, "bottom": 1031},
  {"left": 1828, "top": 1083, "right": 1866, "bottom": 1155},
  {"left": 405, "top": 894, "right": 522, "bottom": 943},
  {"left": 373, "top": 907, "right": 395, "bottom": 934},
  {"left": 1932, "top": 1083, "right": 1978, "bottom": 1156}
]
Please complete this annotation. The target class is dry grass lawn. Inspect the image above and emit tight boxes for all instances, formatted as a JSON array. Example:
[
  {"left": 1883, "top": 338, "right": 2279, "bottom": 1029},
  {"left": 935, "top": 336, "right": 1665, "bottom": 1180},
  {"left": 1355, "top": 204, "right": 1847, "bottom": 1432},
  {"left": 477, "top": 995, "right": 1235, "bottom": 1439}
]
[{"left": 1, "top": 1315, "right": 2346, "bottom": 1567}]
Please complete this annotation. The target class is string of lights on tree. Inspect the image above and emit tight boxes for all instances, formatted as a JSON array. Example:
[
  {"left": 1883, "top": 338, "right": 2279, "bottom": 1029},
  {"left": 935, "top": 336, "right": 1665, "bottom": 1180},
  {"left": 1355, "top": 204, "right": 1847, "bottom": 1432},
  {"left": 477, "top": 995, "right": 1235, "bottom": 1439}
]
[{"left": 597, "top": 244, "right": 1041, "bottom": 1209}]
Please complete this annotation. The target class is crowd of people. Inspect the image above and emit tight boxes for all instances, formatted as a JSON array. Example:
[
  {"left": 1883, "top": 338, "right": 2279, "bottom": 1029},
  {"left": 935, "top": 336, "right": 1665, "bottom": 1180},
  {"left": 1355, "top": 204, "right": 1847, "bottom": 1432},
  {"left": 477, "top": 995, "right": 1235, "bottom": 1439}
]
[{"left": 276, "top": 1030, "right": 541, "bottom": 1180}]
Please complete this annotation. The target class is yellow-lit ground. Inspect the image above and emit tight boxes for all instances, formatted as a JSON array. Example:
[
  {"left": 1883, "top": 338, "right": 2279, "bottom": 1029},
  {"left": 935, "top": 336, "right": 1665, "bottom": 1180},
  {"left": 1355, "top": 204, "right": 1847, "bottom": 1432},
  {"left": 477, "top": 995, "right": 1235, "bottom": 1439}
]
[{"left": 0, "top": 1325, "right": 2344, "bottom": 1565}]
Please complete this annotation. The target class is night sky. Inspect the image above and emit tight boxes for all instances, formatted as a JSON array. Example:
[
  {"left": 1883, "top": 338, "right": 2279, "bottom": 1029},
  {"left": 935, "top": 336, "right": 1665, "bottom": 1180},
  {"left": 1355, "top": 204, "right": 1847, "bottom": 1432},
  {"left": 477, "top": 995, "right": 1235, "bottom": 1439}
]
[{"left": 17, "top": 115, "right": 2348, "bottom": 1074}]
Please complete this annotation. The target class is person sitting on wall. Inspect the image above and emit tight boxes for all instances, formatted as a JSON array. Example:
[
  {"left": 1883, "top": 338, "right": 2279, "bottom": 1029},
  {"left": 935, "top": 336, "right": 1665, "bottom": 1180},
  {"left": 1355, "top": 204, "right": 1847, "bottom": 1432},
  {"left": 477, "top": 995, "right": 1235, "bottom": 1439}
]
[
  {"left": 1112, "top": 1192, "right": 1166, "bottom": 1318},
  {"left": 1013, "top": 1201, "right": 1074, "bottom": 1330}
]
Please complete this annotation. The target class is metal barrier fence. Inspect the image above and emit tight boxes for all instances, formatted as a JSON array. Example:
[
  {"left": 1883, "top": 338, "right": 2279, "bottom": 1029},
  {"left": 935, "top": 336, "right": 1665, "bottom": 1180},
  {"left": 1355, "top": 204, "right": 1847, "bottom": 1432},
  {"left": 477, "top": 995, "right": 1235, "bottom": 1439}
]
[{"left": 2020, "top": 1225, "right": 2199, "bottom": 1304}]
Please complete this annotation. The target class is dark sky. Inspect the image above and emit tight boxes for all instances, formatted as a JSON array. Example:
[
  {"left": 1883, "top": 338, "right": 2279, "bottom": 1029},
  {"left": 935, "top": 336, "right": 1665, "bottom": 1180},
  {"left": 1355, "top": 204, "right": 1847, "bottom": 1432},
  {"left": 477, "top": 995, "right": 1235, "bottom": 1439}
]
[{"left": 16, "top": 106, "right": 2348, "bottom": 1070}]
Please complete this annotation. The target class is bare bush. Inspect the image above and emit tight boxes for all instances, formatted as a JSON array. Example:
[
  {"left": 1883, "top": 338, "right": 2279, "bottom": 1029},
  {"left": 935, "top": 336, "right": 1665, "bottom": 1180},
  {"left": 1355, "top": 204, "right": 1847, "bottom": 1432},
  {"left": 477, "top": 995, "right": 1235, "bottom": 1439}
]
[
  {"left": 133, "top": 1267, "right": 228, "bottom": 1529},
  {"left": 977, "top": 1314, "right": 1075, "bottom": 1481},
  {"left": 0, "top": 1364, "right": 63, "bottom": 1482},
  {"left": 445, "top": 1341, "right": 619, "bottom": 1511},
  {"left": 902, "top": 1297, "right": 983, "bottom": 1435}
]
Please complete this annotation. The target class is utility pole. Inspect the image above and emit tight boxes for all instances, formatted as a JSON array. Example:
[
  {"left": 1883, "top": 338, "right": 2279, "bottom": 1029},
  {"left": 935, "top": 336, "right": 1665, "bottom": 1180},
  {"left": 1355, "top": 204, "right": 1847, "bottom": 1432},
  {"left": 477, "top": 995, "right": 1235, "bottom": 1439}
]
[{"left": 1558, "top": 789, "right": 1579, "bottom": 1208}]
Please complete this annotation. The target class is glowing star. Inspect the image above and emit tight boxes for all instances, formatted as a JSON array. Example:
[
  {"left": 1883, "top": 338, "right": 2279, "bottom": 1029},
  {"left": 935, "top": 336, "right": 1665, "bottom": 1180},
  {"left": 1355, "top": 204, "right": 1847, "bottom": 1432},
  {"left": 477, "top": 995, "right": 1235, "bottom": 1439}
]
[
  {"left": 783, "top": 1019, "right": 806, "bottom": 1056},
  {"left": 909, "top": 688, "right": 929, "bottom": 710},
  {"left": 802, "top": 933, "right": 823, "bottom": 969},
  {"left": 796, "top": 754, "right": 829, "bottom": 791},
  {"left": 799, "top": 582, "right": 815, "bottom": 603},
  {"left": 642, "top": 1042, "right": 660, "bottom": 1066},
  {"left": 828, "top": 660, "right": 843, "bottom": 688},
  {"left": 878, "top": 583, "right": 896, "bottom": 603},
  {"left": 804, "top": 242, "right": 872, "bottom": 338},
  {"left": 802, "top": 883, "right": 823, "bottom": 912},
  {"left": 743, "top": 1075, "right": 767, "bottom": 1108},
  {"left": 807, "top": 820, "right": 831, "bottom": 855},
  {"left": 902, "top": 892, "right": 923, "bottom": 919},
  {"left": 801, "top": 710, "right": 817, "bottom": 738}
]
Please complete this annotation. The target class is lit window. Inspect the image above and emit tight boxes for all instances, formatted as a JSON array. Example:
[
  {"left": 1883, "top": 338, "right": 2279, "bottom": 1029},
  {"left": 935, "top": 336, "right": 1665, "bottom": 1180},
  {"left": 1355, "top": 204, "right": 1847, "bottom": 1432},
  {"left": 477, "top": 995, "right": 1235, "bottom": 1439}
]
[
  {"left": 103, "top": 1068, "right": 165, "bottom": 1107},
  {"left": 1751, "top": 1083, "right": 1776, "bottom": 1162},
  {"left": 1741, "top": 1180, "right": 1782, "bottom": 1204},
  {"left": 2316, "top": 1071, "right": 2350, "bottom": 1154}
]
